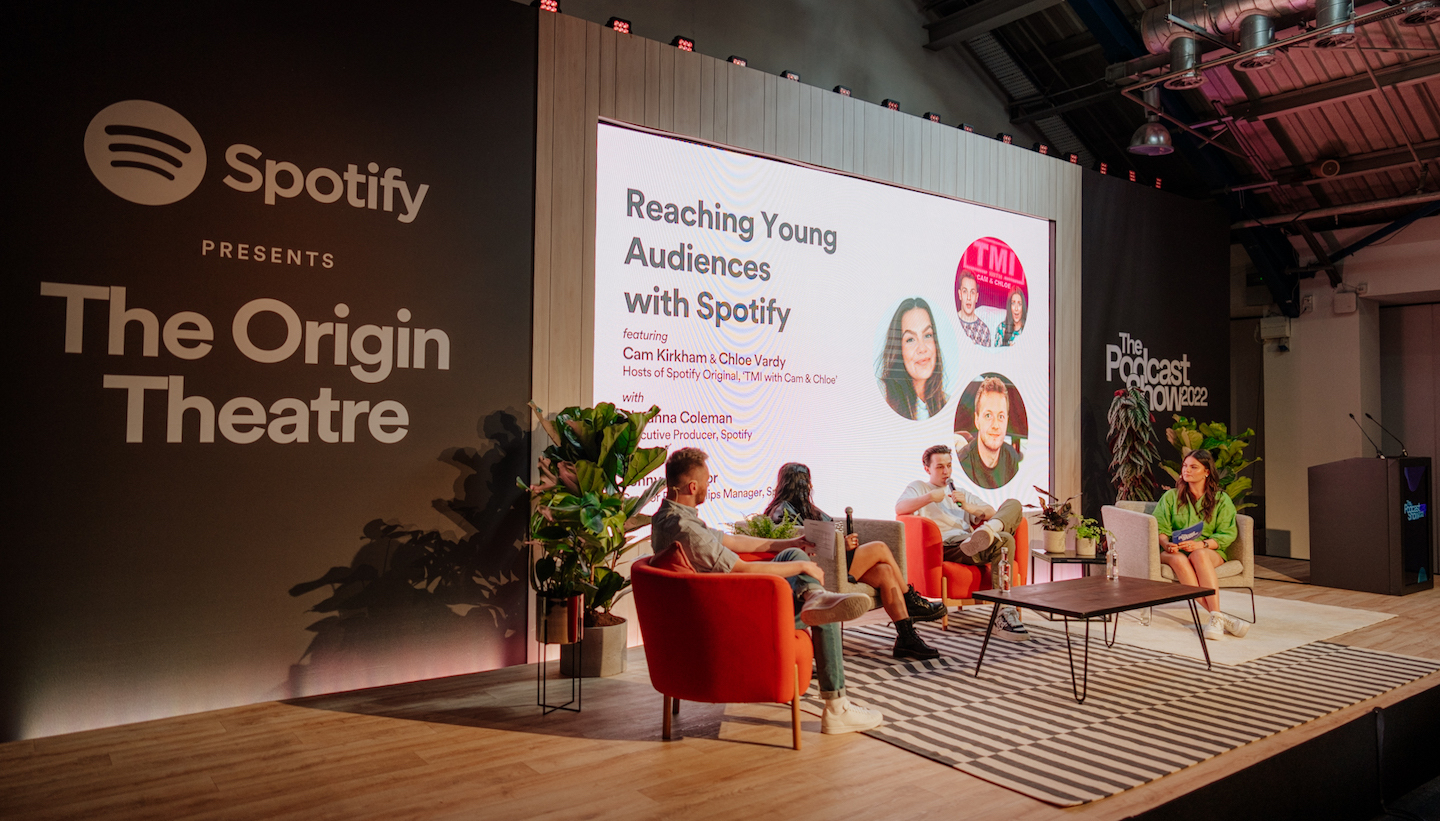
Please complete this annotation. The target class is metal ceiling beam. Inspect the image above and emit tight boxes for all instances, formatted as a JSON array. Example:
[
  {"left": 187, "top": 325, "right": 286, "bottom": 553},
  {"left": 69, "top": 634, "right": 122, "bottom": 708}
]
[
  {"left": 925, "top": 0, "right": 1069, "bottom": 50},
  {"left": 1011, "top": 87, "right": 1121, "bottom": 123},
  {"left": 1215, "top": 55, "right": 1440, "bottom": 122},
  {"left": 1232, "top": 190, "right": 1440, "bottom": 227},
  {"left": 1269, "top": 139, "right": 1440, "bottom": 187}
]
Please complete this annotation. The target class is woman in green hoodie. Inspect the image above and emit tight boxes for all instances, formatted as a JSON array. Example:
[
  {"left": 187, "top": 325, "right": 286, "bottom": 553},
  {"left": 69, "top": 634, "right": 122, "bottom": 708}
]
[{"left": 1155, "top": 449, "right": 1248, "bottom": 641}]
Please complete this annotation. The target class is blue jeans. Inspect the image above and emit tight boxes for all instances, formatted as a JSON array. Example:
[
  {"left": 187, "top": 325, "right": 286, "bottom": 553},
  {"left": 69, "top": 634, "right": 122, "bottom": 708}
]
[{"left": 772, "top": 547, "right": 845, "bottom": 699}]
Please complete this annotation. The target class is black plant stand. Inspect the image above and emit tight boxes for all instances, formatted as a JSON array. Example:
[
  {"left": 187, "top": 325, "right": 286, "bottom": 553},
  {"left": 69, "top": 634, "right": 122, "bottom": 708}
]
[{"left": 536, "top": 624, "right": 582, "bottom": 714}]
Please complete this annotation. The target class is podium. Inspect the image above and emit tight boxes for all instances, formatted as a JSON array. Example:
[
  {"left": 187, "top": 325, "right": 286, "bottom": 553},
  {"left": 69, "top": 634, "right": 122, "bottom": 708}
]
[{"left": 1309, "top": 457, "right": 1433, "bottom": 596}]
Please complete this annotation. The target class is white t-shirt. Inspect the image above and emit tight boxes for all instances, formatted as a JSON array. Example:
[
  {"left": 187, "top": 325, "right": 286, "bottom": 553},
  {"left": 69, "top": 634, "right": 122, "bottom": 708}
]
[{"left": 898, "top": 479, "right": 985, "bottom": 542}]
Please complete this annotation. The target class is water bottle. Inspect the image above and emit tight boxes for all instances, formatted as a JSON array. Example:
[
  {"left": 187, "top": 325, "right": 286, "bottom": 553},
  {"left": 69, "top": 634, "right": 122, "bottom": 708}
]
[
  {"left": 1106, "top": 539, "right": 1119, "bottom": 581},
  {"left": 999, "top": 541, "right": 1012, "bottom": 594}
]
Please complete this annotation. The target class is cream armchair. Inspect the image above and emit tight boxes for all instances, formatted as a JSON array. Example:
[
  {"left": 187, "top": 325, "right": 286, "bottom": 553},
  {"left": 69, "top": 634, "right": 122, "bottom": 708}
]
[
  {"left": 807, "top": 518, "right": 907, "bottom": 609},
  {"left": 1102, "top": 501, "right": 1256, "bottom": 624}
]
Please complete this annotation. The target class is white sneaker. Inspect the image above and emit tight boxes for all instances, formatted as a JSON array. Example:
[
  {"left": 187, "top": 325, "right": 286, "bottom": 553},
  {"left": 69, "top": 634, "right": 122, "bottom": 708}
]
[
  {"left": 1222, "top": 613, "right": 1251, "bottom": 638},
  {"left": 994, "top": 605, "right": 1031, "bottom": 642},
  {"left": 1203, "top": 611, "right": 1225, "bottom": 641},
  {"left": 820, "top": 696, "right": 883, "bottom": 734},
  {"left": 800, "top": 591, "right": 870, "bottom": 626}
]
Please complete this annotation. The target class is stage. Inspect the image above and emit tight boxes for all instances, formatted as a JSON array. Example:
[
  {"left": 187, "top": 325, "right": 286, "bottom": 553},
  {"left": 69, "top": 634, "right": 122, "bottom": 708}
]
[{"left": 4, "top": 577, "right": 1438, "bottom": 821}]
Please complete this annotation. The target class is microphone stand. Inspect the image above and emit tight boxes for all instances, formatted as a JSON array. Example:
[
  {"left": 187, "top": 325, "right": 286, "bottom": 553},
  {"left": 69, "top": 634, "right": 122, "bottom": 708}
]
[
  {"left": 1350, "top": 413, "right": 1385, "bottom": 459},
  {"left": 1365, "top": 413, "right": 1410, "bottom": 457}
]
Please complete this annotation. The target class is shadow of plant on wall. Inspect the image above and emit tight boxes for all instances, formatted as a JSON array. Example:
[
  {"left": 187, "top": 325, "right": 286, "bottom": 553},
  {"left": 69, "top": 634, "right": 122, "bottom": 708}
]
[{"left": 284, "top": 409, "right": 529, "bottom": 696}]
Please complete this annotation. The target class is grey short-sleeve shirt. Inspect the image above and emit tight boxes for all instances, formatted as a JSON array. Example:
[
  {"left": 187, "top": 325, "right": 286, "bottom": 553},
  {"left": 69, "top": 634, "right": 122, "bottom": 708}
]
[{"left": 649, "top": 498, "right": 738, "bottom": 573}]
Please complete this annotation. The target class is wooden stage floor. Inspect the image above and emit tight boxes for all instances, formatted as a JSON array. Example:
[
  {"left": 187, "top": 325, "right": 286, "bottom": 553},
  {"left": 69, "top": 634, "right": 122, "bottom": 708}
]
[{"left": 4, "top": 578, "right": 1438, "bottom": 821}]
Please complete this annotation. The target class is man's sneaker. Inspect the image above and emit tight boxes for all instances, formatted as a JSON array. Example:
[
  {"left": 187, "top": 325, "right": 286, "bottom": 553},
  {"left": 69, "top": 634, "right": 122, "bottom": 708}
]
[
  {"left": 994, "top": 605, "right": 1030, "bottom": 642},
  {"left": 820, "top": 696, "right": 884, "bottom": 734},
  {"left": 1203, "top": 611, "right": 1225, "bottom": 641},
  {"left": 903, "top": 584, "right": 946, "bottom": 623},
  {"left": 893, "top": 619, "right": 941, "bottom": 660},
  {"left": 960, "top": 526, "right": 995, "bottom": 557},
  {"left": 1221, "top": 612, "right": 1251, "bottom": 638},
  {"left": 800, "top": 590, "right": 870, "bottom": 626}
]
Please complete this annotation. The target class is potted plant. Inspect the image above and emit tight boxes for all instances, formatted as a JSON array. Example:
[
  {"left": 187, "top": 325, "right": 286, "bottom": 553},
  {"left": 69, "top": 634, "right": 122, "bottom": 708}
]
[
  {"left": 1027, "top": 486, "right": 1078, "bottom": 554},
  {"left": 521, "top": 401, "right": 667, "bottom": 677},
  {"left": 1107, "top": 387, "right": 1161, "bottom": 503},
  {"left": 731, "top": 510, "right": 800, "bottom": 540},
  {"left": 1161, "top": 416, "right": 1261, "bottom": 512},
  {"left": 1073, "top": 516, "right": 1111, "bottom": 558}
]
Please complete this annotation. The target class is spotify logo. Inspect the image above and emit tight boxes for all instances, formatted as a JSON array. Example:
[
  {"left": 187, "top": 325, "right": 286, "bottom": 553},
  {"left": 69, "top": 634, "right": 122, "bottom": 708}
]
[{"left": 84, "top": 100, "right": 207, "bottom": 205}]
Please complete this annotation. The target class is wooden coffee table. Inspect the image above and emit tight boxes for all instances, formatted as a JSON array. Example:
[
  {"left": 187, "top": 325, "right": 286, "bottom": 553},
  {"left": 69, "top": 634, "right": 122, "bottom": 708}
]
[{"left": 972, "top": 576, "right": 1215, "bottom": 703}]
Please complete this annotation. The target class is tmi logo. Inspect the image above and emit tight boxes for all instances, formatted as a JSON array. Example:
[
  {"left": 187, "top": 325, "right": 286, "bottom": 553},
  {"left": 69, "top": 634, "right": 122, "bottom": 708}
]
[
  {"left": 1405, "top": 501, "right": 1428, "bottom": 522},
  {"left": 84, "top": 100, "right": 207, "bottom": 205}
]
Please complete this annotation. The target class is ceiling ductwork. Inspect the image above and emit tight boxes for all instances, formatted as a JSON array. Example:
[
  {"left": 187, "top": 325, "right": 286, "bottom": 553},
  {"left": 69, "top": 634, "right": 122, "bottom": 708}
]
[
  {"left": 1398, "top": 0, "right": 1440, "bottom": 26},
  {"left": 1140, "top": 0, "right": 1352, "bottom": 81}
]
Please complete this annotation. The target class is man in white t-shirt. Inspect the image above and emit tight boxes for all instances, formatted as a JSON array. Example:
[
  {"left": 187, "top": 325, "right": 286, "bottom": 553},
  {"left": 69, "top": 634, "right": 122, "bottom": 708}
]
[{"left": 894, "top": 444, "right": 1028, "bottom": 641}]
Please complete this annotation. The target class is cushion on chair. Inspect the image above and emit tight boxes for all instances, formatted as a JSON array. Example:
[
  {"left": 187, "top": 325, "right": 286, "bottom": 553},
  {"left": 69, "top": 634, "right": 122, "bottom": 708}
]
[
  {"left": 1158, "top": 559, "right": 1244, "bottom": 582},
  {"left": 650, "top": 543, "right": 696, "bottom": 573}
]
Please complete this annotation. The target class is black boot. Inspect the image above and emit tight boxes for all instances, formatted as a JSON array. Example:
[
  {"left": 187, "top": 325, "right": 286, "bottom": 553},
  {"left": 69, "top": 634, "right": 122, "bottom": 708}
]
[
  {"left": 893, "top": 618, "right": 941, "bottom": 660},
  {"left": 904, "top": 584, "right": 946, "bottom": 623}
]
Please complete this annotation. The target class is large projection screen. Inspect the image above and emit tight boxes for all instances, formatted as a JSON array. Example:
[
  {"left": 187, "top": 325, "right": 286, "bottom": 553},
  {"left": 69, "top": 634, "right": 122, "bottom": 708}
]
[{"left": 594, "top": 122, "right": 1052, "bottom": 524}]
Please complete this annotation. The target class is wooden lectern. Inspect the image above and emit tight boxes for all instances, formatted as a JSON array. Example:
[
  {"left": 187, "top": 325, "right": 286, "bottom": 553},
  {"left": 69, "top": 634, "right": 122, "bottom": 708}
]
[{"left": 1309, "top": 457, "right": 1434, "bottom": 596}]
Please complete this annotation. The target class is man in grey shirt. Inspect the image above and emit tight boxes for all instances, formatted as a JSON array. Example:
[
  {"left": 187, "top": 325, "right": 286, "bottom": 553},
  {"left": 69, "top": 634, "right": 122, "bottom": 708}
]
[
  {"left": 650, "top": 447, "right": 883, "bottom": 734},
  {"left": 895, "top": 444, "right": 1028, "bottom": 641}
]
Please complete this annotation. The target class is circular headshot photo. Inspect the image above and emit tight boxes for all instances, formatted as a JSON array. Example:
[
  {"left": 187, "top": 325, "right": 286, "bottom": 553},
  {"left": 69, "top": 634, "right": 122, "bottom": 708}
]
[
  {"left": 954, "top": 237, "right": 1029, "bottom": 349},
  {"left": 875, "top": 296, "right": 954, "bottom": 421},
  {"left": 952, "top": 372, "right": 1028, "bottom": 489}
]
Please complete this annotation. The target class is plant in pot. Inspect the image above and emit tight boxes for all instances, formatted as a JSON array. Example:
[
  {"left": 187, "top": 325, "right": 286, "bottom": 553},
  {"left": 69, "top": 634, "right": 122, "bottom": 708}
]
[
  {"left": 1107, "top": 387, "right": 1161, "bottom": 503},
  {"left": 522, "top": 401, "right": 667, "bottom": 678},
  {"left": 1073, "top": 517, "right": 1112, "bottom": 558},
  {"left": 1027, "top": 486, "right": 1078, "bottom": 554},
  {"left": 730, "top": 510, "right": 800, "bottom": 539},
  {"left": 1161, "top": 416, "right": 1261, "bottom": 512}
]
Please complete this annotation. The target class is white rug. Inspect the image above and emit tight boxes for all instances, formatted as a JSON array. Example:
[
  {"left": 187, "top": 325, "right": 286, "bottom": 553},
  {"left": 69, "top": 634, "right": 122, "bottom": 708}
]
[{"left": 1027, "top": 590, "right": 1397, "bottom": 666}]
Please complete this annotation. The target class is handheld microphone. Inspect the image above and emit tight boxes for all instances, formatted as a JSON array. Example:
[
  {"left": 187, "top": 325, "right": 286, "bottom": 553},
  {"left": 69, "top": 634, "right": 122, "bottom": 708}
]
[
  {"left": 1365, "top": 413, "right": 1409, "bottom": 457},
  {"left": 1350, "top": 413, "right": 1385, "bottom": 459},
  {"left": 844, "top": 506, "right": 854, "bottom": 536}
]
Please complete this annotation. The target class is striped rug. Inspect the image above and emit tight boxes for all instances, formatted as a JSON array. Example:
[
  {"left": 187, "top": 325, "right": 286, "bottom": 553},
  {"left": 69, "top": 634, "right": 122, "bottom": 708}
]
[{"left": 805, "top": 610, "right": 1440, "bottom": 806}]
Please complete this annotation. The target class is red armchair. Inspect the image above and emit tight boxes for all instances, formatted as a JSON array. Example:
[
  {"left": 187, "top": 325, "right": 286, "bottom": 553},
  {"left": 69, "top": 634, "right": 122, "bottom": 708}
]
[
  {"left": 898, "top": 515, "right": 1029, "bottom": 630},
  {"left": 630, "top": 555, "right": 815, "bottom": 750}
]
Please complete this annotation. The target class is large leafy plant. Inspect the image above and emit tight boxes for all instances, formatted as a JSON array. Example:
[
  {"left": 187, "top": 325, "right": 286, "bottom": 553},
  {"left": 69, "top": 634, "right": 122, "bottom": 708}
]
[
  {"left": 1162, "top": 415, "right": 1261, "bottom": 512},
  {"left": 521, "top": 402, "right": 667, "bottom": 626},
  {"left": 732, "top": 510, "right": 800, "bottom": 539},
  {"left": 1107, "top": 387, "right": 1161, "bottom": 502}
]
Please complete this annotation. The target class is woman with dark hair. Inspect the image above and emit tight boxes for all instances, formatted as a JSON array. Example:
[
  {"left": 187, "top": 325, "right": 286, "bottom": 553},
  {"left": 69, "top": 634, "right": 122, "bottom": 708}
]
[
  {"left": 766, "top": 462, "right": 946, "bottom": 660},
  {"left": 877, "top": 297, "right": 947, "bottom": 420},
  {"left": 1155, "top": 449, "right": 1248, "bottom": 640},
  {"left": 994, "top": 286, "right": 1027, "bottom": 347}
]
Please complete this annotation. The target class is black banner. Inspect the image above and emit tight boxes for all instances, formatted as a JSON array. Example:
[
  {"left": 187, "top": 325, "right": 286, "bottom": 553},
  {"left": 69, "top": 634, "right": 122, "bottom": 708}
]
[
  {"left": 2, "top": 1, "right": 536, "bottom": 740},
  {"left": 1080, "top": 173, "right": 1230, "bottom": 518}
]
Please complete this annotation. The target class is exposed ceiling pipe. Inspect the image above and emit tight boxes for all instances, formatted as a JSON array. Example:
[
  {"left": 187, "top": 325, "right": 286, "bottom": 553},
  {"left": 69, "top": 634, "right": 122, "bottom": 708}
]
[{"left": 1230, "top": 189, "right": 1440, "bottom": 227}]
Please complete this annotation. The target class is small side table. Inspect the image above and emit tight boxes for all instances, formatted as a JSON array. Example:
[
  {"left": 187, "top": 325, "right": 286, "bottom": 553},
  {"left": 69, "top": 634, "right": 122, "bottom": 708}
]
[
  {"left": 1030, "top": 547, "right": 1105, "bottom": 582},
  {"left": 1030, "top": 548, "right": 1108, "bottom": 622}
]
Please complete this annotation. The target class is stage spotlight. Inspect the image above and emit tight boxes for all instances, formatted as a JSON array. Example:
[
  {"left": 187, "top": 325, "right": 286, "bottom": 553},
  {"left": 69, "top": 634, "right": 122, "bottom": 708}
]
[
  {"left": 781, "top": 70, "right": 801, "bottom": 81},
  {"left": 1067, "top": 153, "right": 1080, "bottom": 164},
  {"left": 834, "top": 85, "right": 852, "bottom": 96},
  {"left": 959, "top": 123, "right": 975, "bottom": 133},
  {"left": 882, "top": 99, "right": 900, "bottom": 111},
  {"left": 671, "top": 36, "right": 695, "bottom": 52},
  {"left": 1154, "top": 176, "right": 1164, "bottom": 189},
  {"left": 1095, "top": 161, "right": 1109, "bottom": 175},
  {"left": 531, "top": 0, "right": 559, "bottom": 11},
  {"left": 996, "top": 132, "right": 1014, "bottom": 144},
  {"left": 607, "top": 17, "right": 631, "bottom": 33},
  {"left": 1128, "top": 169, "right": 1138, "bottom": 182},
  {"left": 727, "top": 56, "right": 747, "bottom": 66},
  {"left": 923, "top": 112, "right": 941, "bottom": 123},
  {"left": 1033, "top": 142, "right": 1050, "bottom": 156}
]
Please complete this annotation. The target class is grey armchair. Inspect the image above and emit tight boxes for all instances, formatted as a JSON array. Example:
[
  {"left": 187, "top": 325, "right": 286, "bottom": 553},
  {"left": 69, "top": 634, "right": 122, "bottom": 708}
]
[
  {"left": 807, "top": 518, "right": 906, "bottom": 610},
  {"left": 1101, "top": 501, "right": 1256, "bottom": 623}
]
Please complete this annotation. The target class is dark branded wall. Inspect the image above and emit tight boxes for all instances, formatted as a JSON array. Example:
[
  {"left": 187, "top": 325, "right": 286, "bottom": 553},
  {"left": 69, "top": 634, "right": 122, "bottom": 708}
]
[
  {"left": 1080, "top": 173, "right": 1230, "bottom": 518},
  {"left": 2, "top": 2, "right": 536, "bottom": 740}
]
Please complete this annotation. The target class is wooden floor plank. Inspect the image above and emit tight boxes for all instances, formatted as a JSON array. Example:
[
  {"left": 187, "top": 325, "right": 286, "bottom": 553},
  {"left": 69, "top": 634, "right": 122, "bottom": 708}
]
[{"left": 3, "top": 580, "right": 1437, "bottom": 821}]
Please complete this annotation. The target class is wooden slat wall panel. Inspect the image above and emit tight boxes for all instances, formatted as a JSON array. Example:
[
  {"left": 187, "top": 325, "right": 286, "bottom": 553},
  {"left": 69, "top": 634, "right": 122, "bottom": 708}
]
[{"left": 534, "top": 13, "right": 1087, "bottom": 506}]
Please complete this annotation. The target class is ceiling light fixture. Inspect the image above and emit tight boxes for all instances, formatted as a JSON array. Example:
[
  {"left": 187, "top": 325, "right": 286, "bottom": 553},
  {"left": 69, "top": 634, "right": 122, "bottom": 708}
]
[{"left": 1128, "top": 87, "right": 1174, "bottom": 156}]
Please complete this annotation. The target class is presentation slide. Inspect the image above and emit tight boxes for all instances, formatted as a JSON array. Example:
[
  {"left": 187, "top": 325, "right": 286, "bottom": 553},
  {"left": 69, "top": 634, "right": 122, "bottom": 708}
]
[{"left": 594, "top": 122, "right": 1051, "bottom": 526}]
